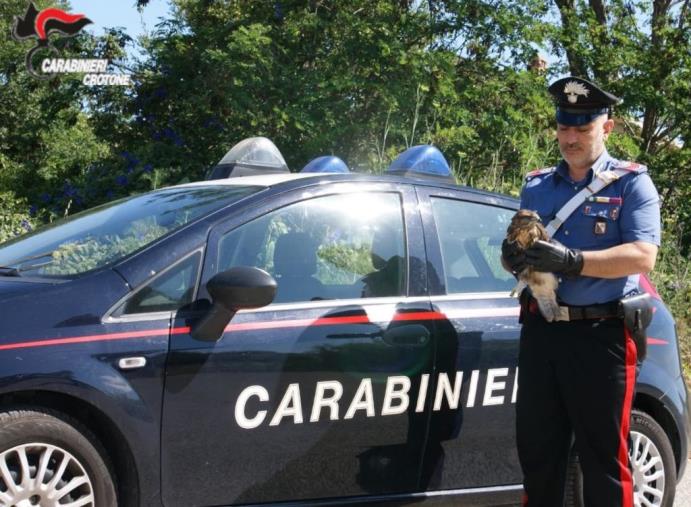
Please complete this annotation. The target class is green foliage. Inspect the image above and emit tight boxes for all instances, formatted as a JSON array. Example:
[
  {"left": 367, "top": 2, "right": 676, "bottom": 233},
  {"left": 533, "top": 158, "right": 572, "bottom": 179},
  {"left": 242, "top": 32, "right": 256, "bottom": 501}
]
[
  {"left": 318, "top": 244, "right": 374, "bottom": 284},
  {"left": 0, "top": 192, "right": 34, "bottom": 243},
  {"left": 43, "top": 221, "right": 168, "bottom": 275},
  {"left": 651, "top": 214, "right": 691, "bottom": 379},
  {"left": 0, "top": 0, "right": 123, "bottom": 217}
]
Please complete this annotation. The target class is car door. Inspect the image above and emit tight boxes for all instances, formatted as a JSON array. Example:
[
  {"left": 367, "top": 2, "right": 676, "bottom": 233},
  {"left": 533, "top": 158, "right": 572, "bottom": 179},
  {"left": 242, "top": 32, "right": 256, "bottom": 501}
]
[
  {"left": 161, "top": 182, "right": 438, "bottom": 506},
  {"left": 416, "top": 186, "right": 523, "bottom": 493}
]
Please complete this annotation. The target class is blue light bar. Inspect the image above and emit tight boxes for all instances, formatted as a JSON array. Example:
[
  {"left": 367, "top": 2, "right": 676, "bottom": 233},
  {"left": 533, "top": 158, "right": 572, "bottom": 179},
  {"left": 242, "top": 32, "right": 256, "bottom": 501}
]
[
  {"left": 301, "top": 156, "right": 350, "bottom": 174},
  {"left": 386, "top": 145, "right": 454, "bottom": 182}
]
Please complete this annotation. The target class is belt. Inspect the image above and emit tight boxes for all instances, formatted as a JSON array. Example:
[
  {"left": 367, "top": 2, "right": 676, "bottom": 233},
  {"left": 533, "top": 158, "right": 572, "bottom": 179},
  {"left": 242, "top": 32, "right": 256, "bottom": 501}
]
[{"left": 524, "top": 295, "right": 621, "bottom": 322}]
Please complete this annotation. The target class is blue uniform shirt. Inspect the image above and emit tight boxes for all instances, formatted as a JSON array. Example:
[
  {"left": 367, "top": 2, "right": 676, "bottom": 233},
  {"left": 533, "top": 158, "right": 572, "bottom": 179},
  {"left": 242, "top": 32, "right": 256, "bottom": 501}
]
[{"left": 520, "top": 150, "right": 661, "bottom": 305}]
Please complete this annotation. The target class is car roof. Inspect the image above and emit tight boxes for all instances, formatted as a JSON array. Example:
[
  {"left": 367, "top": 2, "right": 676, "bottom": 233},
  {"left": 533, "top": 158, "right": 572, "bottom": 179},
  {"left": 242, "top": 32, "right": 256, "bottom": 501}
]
[
  {"left": 177, "top": 173, "right": 324, "bottom": 188},
  {"left": 173, "top": 172, "right": 519, "bottom": 206}
]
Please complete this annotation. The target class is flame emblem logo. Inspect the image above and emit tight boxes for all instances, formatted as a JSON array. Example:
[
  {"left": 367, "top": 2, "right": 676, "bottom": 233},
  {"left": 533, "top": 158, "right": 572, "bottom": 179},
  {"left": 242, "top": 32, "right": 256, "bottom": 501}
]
[{"left": 11, "top": 2, "right": 92, "bottom": 79}]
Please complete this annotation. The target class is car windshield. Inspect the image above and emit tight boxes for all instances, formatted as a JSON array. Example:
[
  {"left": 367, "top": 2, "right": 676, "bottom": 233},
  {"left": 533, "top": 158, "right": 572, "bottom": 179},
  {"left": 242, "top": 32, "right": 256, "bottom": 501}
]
[{"left": 0, "top": 185, "right": 260, "bottom": 278}]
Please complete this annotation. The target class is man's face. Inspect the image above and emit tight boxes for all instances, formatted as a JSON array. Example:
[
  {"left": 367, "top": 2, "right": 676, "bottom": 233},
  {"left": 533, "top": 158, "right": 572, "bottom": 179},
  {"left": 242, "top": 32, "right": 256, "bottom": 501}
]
[{"left": 557, "top": 115, "right": 614, "bottom": 170}]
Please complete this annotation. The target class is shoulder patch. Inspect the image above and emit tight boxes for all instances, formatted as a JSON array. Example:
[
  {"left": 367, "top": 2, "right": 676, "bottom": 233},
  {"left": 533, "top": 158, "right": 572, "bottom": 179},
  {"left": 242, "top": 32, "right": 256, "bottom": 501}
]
[
  {"left": 525, "top": 166, "right": 555, "bottom": 180},
  {"left": 613, "top": 161, "right": 647, "bottom": 173}
]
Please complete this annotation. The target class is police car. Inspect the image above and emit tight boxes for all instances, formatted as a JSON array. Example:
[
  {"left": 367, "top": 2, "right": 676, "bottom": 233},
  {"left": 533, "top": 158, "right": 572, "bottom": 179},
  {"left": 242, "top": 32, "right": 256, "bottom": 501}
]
[{"left": 0, "top": 138, "right": 687, "bottom": 507}]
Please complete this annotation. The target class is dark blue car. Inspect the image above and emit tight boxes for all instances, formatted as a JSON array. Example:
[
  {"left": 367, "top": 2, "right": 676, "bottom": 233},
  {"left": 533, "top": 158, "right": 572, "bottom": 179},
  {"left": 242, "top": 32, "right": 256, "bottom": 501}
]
[{"left": 0, "top": 142, "right": 687, "bottom": 507}]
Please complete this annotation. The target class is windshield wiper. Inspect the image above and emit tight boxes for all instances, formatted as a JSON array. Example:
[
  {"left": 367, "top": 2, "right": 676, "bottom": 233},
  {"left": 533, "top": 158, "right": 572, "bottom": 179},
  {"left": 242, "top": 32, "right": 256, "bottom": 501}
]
[
  {"left": 0, "top": 250, "right": 56, "bottom": 277},
  {"left": 0, "top": 266, "right": 21, "bottom": 277}
]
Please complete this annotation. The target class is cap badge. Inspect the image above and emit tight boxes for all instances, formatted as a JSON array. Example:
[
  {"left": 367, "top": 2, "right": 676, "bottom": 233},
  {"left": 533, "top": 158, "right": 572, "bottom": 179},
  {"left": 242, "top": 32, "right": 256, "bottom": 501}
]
[{"left": 564, "top": 81, "right": 589, "bottom": 104}]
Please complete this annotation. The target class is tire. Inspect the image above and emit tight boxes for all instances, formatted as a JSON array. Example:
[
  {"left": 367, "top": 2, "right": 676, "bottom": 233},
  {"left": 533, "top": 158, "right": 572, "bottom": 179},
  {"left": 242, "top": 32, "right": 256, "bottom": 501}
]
[
  {"left": 565, "top": 409, "right": 677, "bottom": 507},
  {"left": 0, "top": 409, "right": 117, "bottom": 507},
  {"left": 629, "top": 409, "right": 676, "bottom": 507}
]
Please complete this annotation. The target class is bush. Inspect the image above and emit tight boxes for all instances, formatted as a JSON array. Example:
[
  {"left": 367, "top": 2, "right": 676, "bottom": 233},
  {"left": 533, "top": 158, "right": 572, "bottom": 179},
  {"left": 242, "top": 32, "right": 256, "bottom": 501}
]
[
  {"left": 0, "top": 192, "right": 34, "bottom": 244},
  {"left": 651, "top": 220, "right": 691, "bottom": 381}
]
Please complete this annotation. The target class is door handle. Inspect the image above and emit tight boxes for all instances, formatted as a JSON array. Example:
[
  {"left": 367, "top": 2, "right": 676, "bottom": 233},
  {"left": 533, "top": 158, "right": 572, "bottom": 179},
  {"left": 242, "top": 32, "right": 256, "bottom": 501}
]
[{"left": 382, "top": 324, "right": 430, "bottom": 347}]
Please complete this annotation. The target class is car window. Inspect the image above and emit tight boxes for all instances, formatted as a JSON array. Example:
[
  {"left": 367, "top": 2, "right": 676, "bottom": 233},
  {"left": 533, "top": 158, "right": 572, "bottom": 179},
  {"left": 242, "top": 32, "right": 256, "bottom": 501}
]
[
  {"left": 116, "top": 251, "right": 201, "bottom": 315},
  {"left": 216, "top": 192, "right": 406, "bottom": 303},
  {"left": 430, "top": 197, "right": 515, "bottom": 293},
  {"left": 0, "top": 186, "right": 259, "bottom": 278}
]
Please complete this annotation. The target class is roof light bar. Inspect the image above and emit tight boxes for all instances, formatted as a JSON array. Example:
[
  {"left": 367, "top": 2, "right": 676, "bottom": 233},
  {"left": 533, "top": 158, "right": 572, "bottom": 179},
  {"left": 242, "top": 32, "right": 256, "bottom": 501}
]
[
  {"left": 387, "top": 145, "right": 454, "bottom": 183},
  {"left": 301, "top": 156, "right": 350, "bottom": 174}
]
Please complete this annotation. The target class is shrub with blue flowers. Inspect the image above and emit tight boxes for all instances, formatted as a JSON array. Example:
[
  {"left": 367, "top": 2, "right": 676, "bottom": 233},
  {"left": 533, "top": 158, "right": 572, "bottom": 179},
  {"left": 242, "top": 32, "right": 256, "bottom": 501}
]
[{"left": 0, "top": 192, "right": 34, "bottom": 244}]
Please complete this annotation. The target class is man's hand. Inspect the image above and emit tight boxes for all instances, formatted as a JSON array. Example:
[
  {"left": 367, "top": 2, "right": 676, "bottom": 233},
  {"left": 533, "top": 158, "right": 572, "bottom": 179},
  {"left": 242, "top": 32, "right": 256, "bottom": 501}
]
[
  {"left": 525, "top": 239, "right": 584, "bottom": 277},
  {"left": 501, "top": 239, "right": 527, "bottom": 275}
]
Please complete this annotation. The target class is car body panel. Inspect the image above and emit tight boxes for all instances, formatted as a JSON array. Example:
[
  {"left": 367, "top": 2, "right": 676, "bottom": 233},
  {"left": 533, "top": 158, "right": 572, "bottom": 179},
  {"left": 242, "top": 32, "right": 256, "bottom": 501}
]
[
  {"left": 162, "top": 300, "right": 437, "bottom": 506},
  {"left": 0, "top": 173, "right": 686, "bottom": 506},
  {"left": 0, "top": 273, "right": 170, "bottom": 505},
  {"left": 414, "top": 186, "right": 523, "bottom": 490},
  {"left": 161, "top": 182, "right": 436, "bottom": 505}
]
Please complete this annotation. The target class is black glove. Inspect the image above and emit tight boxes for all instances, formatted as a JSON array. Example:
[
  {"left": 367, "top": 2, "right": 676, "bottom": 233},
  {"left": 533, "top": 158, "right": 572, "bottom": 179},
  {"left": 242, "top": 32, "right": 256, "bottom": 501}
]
[
  {"left": 525, "top": 239, "right": 584, "bottom": 277},
  {"left": 501, "top": 239, "right": 527, "bottom": 275}
]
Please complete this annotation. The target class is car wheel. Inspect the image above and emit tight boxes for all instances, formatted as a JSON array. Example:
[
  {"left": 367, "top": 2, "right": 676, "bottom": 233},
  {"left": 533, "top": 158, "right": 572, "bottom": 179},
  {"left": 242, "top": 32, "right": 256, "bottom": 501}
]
[
  {"left": 629, "top": 409, "right": 676, "bottom": 507},
  {"left": 564, "top": 409, "right": 676, "bottom": 507},
  {"left": 0, "top": 409, "right": 117, "bottom": 507}
]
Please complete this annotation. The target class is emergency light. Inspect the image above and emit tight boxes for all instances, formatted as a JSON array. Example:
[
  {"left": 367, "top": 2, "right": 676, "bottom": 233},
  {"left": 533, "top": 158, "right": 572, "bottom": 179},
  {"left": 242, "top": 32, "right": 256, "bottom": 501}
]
[
  {"left": 386, "top": 145, "right": 455, "bottom": 183},
  {"left": 206, "top": 137, "right": 289, "bottom": 179},
  {"left": 301, "top": 156, "right": 350, "bottom": 173}
]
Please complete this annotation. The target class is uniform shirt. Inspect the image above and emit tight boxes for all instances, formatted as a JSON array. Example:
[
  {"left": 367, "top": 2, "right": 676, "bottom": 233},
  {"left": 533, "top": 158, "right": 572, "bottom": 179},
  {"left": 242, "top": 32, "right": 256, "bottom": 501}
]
[{"left": 520, "top": 150, "right": 661, "bottom": 306}]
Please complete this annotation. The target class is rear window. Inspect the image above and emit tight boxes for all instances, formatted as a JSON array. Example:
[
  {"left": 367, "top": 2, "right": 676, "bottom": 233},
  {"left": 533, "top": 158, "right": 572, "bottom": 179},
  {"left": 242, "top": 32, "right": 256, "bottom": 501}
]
[{"left": 0, "top": 185, "right": 260, "bottom": 277}]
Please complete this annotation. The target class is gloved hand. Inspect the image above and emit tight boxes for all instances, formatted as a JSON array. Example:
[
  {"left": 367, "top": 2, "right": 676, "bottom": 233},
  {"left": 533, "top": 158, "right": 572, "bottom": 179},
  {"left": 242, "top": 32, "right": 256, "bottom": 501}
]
[
  {"left": 525, "top": 239, "right": 584, "bottom": 277},
  {"left": 501, "top": 239, "right": 527, "bottom": 275}
]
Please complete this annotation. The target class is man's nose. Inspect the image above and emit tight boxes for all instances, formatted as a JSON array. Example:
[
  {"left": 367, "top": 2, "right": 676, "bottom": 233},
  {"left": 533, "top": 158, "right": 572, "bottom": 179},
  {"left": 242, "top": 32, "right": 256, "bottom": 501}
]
[{"left": 564, "top": 129, "right": 579, "bottom": 144}]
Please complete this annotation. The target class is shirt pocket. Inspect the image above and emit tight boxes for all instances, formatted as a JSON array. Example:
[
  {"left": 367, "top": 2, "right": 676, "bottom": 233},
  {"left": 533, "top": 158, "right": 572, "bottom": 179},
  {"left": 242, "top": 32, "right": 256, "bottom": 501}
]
[{"left": 577, "top": 200, "right": 623, "bottom": 247}]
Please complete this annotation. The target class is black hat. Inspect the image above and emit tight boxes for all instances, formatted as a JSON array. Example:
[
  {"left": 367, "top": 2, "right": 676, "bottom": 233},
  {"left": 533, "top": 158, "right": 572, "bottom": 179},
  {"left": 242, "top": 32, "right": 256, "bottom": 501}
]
[{"left": 548, "top": 77, "right": 622, "bottom": 126}]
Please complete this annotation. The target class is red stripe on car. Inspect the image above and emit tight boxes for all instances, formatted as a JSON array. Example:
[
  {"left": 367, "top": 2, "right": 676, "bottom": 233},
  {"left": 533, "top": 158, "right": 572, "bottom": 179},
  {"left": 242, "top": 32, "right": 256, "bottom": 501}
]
[{"left": 0, "top": 306, "right": 533, "bottom": 352}]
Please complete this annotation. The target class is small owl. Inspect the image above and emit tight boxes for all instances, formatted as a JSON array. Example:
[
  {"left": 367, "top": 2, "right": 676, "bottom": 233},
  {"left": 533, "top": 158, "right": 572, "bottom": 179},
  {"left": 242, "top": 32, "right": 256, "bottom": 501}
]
[{"left": 506, "top": 210, "right": 562, "bottom": 322}]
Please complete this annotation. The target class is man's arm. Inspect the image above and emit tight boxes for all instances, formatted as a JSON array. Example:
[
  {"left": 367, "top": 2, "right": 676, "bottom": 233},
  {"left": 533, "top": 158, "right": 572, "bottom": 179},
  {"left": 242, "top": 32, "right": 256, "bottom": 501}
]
[
  {"left": 527, "top": 171, "right": 661, "bottom": 279},
  {"left": 525, "top": 239, "right": 658, "bottom": 278},
  {"left": 580, "top": 241, "right": 657, "bottom": 278}
]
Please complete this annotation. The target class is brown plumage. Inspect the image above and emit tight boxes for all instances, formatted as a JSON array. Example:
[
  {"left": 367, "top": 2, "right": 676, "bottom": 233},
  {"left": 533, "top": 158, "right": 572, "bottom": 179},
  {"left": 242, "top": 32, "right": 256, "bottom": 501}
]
[
  {"left": 506, "top": 210, "right": 562, "bottom": 322},
  {"left": 507, "top": 210, "right": 549, "bottom": 250}
]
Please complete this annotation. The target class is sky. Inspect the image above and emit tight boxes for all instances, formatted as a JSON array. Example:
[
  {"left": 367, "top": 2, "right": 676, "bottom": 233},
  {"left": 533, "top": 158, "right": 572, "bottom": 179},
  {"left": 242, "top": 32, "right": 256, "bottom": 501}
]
[{"left": 68, "top": 0, "right": 172, "bottom": 56}]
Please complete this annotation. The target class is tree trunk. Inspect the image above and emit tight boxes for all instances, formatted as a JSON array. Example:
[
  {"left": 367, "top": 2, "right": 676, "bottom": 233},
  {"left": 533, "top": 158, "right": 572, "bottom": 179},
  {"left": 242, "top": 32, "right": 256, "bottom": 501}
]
[
  {"left": 554, "top": 0, "right": 589, "bottom": 77},
  {"left": 588, "top": 0, "right": 607, "bottom": 25},
  {"left": 640, "top": 0, "right": 673, "bottom": 154},
  {"left": 588, "top": 0, "right": 609, "bottom": 82}
]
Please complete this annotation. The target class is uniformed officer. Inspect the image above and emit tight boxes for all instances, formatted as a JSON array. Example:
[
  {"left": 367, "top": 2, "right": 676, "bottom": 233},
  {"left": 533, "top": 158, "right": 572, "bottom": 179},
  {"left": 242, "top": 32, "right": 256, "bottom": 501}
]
[{"left": 502, "top": 77, "right": 661, "bottom": 507}]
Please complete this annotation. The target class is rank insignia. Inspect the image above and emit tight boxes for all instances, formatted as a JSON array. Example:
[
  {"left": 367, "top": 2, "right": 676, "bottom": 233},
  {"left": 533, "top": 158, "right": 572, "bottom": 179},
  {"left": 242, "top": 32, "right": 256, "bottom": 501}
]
[
  {"left": 594, "top": 219, "right": 607, "bottom": 235},
  {"left": 610, "top": 207, "right": 620, "bottom": 220},
  {"left": 586, "top": 196, "right": 623, "bottom": 205}
]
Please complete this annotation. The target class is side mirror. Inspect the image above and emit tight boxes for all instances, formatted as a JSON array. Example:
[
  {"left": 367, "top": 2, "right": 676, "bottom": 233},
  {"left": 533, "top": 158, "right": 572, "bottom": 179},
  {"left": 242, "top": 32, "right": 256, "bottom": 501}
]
[{"left": 191, "top": 267, "right": 277, "bottom": 342}]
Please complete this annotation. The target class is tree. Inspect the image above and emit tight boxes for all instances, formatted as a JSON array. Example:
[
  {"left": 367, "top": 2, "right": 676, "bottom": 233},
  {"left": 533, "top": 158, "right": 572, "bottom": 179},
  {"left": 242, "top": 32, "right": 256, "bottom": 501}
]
[{"left": 0, "top": 0, "right": 117, "bottom": 221}]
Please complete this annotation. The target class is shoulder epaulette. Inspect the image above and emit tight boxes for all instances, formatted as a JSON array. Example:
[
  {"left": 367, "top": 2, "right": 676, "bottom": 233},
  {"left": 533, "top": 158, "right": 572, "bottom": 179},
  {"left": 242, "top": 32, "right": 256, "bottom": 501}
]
[
  {"left": 613, "top": 160, "right": 648, "bottom": 174},
  {"left": 525, "top": 166, "right": 555, "bottom": 180}
]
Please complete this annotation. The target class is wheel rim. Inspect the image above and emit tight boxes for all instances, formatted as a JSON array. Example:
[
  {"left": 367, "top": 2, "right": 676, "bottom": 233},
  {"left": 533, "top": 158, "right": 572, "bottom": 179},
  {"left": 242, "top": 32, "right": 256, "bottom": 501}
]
[
  {"left": 0, "top": 442, "right": 95, "bottom": 507},
  {"left": 630, "top": 430, "right": 665, "bottom": 507}
]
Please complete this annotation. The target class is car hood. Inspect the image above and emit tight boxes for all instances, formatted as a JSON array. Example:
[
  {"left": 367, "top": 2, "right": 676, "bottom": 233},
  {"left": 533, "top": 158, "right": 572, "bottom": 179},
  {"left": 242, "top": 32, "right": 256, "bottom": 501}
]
[
  {"left": 0, "top": 270, "right": 130, "bottom": 344},
  {"left": 0, "top": 277, "right": 60, "bottom": 301}
]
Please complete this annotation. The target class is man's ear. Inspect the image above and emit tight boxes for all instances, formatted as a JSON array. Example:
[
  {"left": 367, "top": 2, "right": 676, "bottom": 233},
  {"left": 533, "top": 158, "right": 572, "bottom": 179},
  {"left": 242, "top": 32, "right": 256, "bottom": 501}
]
[{"left": 603, "top": 117, "right": 615, "bottom": 137}]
